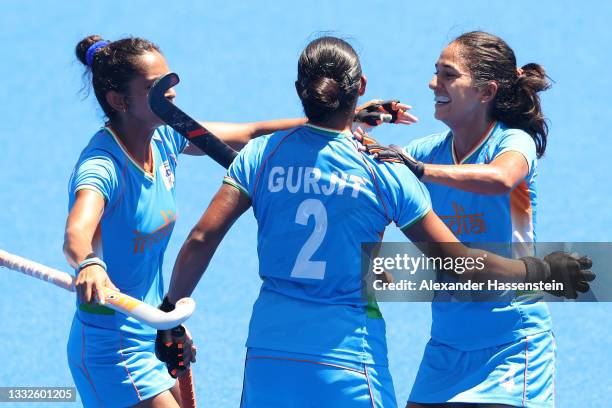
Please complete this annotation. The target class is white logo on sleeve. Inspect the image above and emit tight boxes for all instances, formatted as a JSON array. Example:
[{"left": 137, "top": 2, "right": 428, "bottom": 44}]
[{"left": 160, "top": 161, "right": 175, "bottom": 191}]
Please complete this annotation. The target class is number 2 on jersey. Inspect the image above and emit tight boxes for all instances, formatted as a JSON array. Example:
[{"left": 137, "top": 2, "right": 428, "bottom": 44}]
[{"left": 290, "top": 199, "right": 327, "bottom": 280}]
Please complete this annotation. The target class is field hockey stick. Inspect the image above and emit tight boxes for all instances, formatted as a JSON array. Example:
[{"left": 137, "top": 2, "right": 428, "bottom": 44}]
[
  {"left": 0, "top": 249, "right": 196, "bottom": 330},
  {"left": 166, "top": 325, "right": 197, "bottom": 408},
  {"left": 0, "top": 249, "right": 198, "bottom": 407},
  {"left": 148, "top": 72, "right": 237, "bottom": 169},
  {"left": 179, "top": 369, "right": 196, "bottom": 408}
]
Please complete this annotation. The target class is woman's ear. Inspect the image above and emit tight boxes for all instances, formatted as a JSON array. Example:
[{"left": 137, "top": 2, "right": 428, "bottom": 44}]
[
  {"left": 106, "top": 90, "right": 128, "bottom": 113},
  {"left": 480, "top": 81, "right": 498, "bottom": 104},
  {"left": 358, "top": 74, "right": 367, "bottom": 96}
]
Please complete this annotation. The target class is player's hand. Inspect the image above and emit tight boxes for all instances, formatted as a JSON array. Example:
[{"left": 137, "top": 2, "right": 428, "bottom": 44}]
[
  {"left": 522, "top": 252, "right": 596, "bottom": 299},
  {"left": 353, "top": 126, "right": 387, "bottom": 154},
  {"left": 354, "top": 99, "right": 418, "bottom": 127},
  {"left": 75, "top": 264, "right": 118, "bottom": 305},
  {"left": 156, "top": 296, "right": 197, "bottom": 378},
  {"left": 156, "top": 325, "right": 197, "bottom": 378},
  {"left": 353, "top": 127, "right": 425, "bottom": 179}
]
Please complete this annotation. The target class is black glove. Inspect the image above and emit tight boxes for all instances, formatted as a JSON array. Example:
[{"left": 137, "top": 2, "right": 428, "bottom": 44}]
[
  {"left": 522, "top": 252, "right": 596, "bottom": 299},
  {"left": 371, "top": 144, "right": 425, "bottom": 179},
  {"left": 354, "top": 100, "right": 402, "bottom": 126},
  {"left": 155, "top": 297, "right": 189, "bottom": 378}
]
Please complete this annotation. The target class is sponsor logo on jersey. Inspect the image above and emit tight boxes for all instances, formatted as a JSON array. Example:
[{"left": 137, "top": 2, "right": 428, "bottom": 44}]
[
  {"left": 439, "top": 201, "right": 486, "bottom": 235},
  {"left": 132, "top": 210, "right": 177, "bottom": 253}
]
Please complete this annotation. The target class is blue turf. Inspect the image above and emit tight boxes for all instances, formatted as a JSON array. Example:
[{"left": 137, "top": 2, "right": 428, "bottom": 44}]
[{"left": 0, "top": 1, "right": 610, "bottom": 406}]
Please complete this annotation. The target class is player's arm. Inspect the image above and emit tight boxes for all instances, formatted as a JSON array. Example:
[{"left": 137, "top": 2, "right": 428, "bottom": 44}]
[
  {"left": 183, "top": 118, "right": 307, "bottom": 155},
  {"left": 63, "top": 189, "right": 104, "bottom": 267},
  {"left": 420, "top": 151, "right": 528, "bottom": 194},
  {"left": 166, "top": 184, "right": 251, "bottom": 303},
  {"left": 402, "top": 211, "right": 526, "bottom": 282},
  {"left": 354, "top": 125, "right": 528, "bottom": 195},
  {"left": 402, "top": 211, "right": 595, "bottom": 298},
  {"left": 63, "top": 189, "right": 118, "bottom": 303}
]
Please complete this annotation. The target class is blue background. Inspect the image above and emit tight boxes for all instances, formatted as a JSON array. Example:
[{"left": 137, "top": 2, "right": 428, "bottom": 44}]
[{"left": 0, "top": 1, "right": 610, "bottom": 406}]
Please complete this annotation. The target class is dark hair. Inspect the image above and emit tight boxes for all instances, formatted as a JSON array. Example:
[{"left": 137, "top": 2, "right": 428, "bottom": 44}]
[
  {"left": 453, "top": 31, "right": 551, "bottom": 157},
  {"left": 76, "top": 35, "right": 161, "bottom": 120},
  {"left": 296, "top": 36, "right": 362, "bottom": 123}
]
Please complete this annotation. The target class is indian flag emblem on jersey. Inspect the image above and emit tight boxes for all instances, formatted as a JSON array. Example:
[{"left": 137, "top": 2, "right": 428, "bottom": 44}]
[{"left": 160, "top": 161, "right": 175, "bottom": 191}]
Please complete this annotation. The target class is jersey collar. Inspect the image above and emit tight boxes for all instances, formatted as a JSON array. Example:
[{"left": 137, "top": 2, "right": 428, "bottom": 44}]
[
  {"left": 104, "top": 126, "right": 156, "bottom": 180},
  {"left": 451, "top": 121, "right": 497, "bottom": 165},
  {"left": 304, "top": 123, "right": 352, "bottom": 138}
]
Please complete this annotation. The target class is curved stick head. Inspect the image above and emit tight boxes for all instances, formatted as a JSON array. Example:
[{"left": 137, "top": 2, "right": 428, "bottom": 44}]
[
  {"left": 155, "top": 297, "right": 196, "bottom": 329},
  {"left": 175, "top": 297, "right": 196, "bottom": 320},
  {"left": 154, "top": 72, "right": 180, "bottom": 93},
  {"left": 148, "top": 72, "right": 181, "bottom": 117}
]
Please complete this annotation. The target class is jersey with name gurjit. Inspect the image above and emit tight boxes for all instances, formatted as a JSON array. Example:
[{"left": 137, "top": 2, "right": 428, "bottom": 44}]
[
  {"left": 225, "top": 124, "right": 431, "bottom": 364},
  {"left": 405, "top": 121, "right": 551, "bottom": 350},
  {"left": 68, "top": 126, "right": 186, "bottom": 336}
]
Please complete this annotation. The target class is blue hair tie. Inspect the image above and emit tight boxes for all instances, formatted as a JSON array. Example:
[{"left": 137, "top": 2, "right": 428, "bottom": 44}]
[{"left": 85, "top": 40, "right": 110, "bottom": 67}]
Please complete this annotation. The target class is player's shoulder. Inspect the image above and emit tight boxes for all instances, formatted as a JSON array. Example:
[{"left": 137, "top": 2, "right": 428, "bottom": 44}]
[
  {"left": 152, "top": 125, "right": 175, "bottom": 144},
  {"left": 491, "top": 122, "right": 534, "bottom": 145},
  {"left": 76, "top": 127, "right": 123, "bottom": 168},
  {"left": 405, "top": 130, "right": 451, "bottom": 157},
  {"left": 227, "top": 128, "right": 304, "bottom": 189},
  {"left": 152, "top": 125, "right": 189, "bottom": 154},
  {"left": 242, "top": 127, "right": 303, "bottom": 156},
  {"left": 238, "top": 132, "right": 272, "bottom": 159},
  {"left": 82, "top": 127, "right": 117, "bottom": 155},
  {"left": 269, "top": 126, "right": 305, "bottom": 143},
  {"left": 367, "top": 158, "right": 431, "bottom": 226},
  {"left": 372, "top": 157, "right": 424, "bottom": 194}
]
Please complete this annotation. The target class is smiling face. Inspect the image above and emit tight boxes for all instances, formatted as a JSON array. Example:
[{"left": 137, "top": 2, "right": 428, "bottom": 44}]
[
  {"left": 429, "top": 42, "right": 490, "bottom": 129},
  {"left": 119, "top": 51, "right": 176, "bottom": 129}
]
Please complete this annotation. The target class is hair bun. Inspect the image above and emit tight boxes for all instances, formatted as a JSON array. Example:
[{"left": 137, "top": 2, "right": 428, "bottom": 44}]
[
  {"left": 518, "top": 63, "right": 551, "bottom": 93},
  {"left": 296, "top": 36, "right": 362, "bottom": 123},
  {"left": 75, "top": 35, "right": 105, "bottom": 66},
  {"left": 305, "top": 76, "right": 341, "bottom": 109}
]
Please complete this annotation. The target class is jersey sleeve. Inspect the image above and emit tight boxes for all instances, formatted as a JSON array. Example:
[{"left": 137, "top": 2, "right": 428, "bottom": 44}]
[
  {"left": 68, "top": 154, "right": 118, "bottom": 208},
  {"left": 224, "top": 137, "right": 266, "bottom": 198},
  {"left": 160, "top": 125, "right": 189, "bottom": 155},
  {"left": 382, "top": 163, "right": 432, "bottom": 230},
  {"left": 493, "top": 129, "right": 537, "bottom": 173},
  {"left": 404, "top": 139, "right": 424, "bottom": 160},
  {"left": 404, "top": 132, "right": 446, "bottom": 162}
]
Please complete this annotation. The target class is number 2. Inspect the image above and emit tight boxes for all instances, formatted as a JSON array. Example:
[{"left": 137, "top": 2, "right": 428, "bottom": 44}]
[{"left": 290, "top": 199, "right": 327, "bottom": 279}]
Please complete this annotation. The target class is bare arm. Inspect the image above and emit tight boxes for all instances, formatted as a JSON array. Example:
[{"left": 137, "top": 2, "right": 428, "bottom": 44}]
[
  {"left": 183, "top": 118, "right": 307, "bottom": 155},
  {"left": 421, "top": 151, "right": 529, "bottom": 195},
  {"left": 167, "top": 184, "right": 251, "bottom": 303},
  {"left": 64, "top": 189, "right": 104, "bottom": 267},
  {"left": 402, "top": 210, "right": 526, "bottom": 282},
  {"left": 63, "top": 189, "right": 117, "bottom": 303}
]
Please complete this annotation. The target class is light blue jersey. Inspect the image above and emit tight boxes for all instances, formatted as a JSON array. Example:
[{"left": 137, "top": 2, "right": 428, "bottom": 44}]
[
  {"left": 67, "top": 125, "right": 186, "bottom": 406},
  {"left": 405, "top": 121, "right": 551, "bottom": 350},
  {"left": 225, "top": 124, "right": 431, "bottom": 364},
  {"left": 68, "top": 125, "right": 187, "bottom": 336}
]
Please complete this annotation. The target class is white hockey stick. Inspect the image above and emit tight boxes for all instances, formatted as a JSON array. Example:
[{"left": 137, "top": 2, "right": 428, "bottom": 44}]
[{"left": 0, "top": 249, "right": 196, "bottom": 330}]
